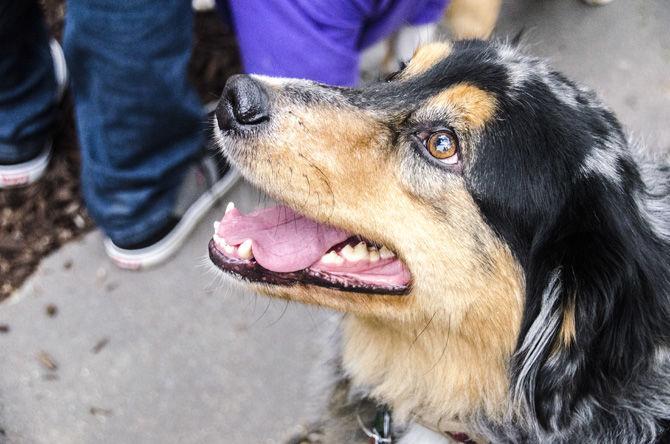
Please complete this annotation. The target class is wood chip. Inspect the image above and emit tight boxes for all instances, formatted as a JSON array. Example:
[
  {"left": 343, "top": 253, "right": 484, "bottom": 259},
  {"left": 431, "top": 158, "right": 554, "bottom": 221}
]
[
  {"left": 91, "top": 337, "right": 109, "bottom": 354},
  {"left": 73, "top": 214, "right": 86, "bottom": 229},
  {"left": 46, "top": 304, "right": 58, "bottom": 317},
  {"left": 105, "top": 282, "right": 119, "bottom": 293},
  {"left": 37, "top": 351, "right": 58, "bottom": 371},
  {"left": 89, "top": 407, "right": 113, "bottom": 417}
]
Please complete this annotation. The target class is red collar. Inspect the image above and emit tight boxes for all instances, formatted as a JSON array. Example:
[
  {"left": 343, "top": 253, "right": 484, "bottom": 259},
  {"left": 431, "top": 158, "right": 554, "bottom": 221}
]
[{"left": 445, "top": 431, "right": 477, "bottom": 443}]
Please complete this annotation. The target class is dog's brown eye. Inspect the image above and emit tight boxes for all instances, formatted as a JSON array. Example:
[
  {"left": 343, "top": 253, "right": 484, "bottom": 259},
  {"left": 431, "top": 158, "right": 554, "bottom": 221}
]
[{"left": 426, "top": 130, "right": 459, "bottom": 163}]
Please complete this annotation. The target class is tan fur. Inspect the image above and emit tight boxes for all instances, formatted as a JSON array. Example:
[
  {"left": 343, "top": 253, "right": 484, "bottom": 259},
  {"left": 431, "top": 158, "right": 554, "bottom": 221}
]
[
  {"left": 219, "top": 50, "right": 524, "bottom": 428},
  {"left": 381, "top": 32, "right": 401, "bottom": 75},
  {"left": 401, "top": 42, "right": 453, "bottom": 79},
  {"left": 426, "top": 83, "right": 498, "bottom": 130},
  {"left": 445, "top": 0, "right": 502, "bottom": 40},
  {"left": 342, "top": 245, "right": 522, "bottom": 424},
  {"left": 560, "top": 303, "right": 576, "bottom": 347}
]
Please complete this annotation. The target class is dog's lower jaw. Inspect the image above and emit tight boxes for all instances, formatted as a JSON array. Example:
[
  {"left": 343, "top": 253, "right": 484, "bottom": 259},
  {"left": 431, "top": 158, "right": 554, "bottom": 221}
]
[{"left": 340, "top": 312, "right": 516, "bottom": 433}]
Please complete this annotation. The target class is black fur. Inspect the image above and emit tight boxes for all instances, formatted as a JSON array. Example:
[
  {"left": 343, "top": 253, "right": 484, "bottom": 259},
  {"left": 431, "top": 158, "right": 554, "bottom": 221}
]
[
  {"left": 453, "top": 41, "right": 670, "bottom": 442},
  {"left": 375, "top": 39, "right": 670, "bottom": 442},
  {"left": 226, "top": 39, "right": 670, "bottom": 443}
]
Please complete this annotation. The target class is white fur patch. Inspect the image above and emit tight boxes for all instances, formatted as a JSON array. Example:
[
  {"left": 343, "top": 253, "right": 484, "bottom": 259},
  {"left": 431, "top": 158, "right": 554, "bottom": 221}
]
[
  {"left": 580, "top": 145, "right": 621, "bottom": 185},
  {"left": 513, "top": 270, "right": 562, "bottom": 410},
  {"left": 249, "top": 74, "right": 299, "bottom": 87},
  {"left": 497, "top": 45, "right": 530, "bottom": 90},
  {"left": 547, "top": 77, "right": 579, "bottom": 108},
  {"left": 398, "top": 423, "right": 453, "bottom": 444},
  {"left": 636, "top": 192, "right": 670, "bottom": 242}
]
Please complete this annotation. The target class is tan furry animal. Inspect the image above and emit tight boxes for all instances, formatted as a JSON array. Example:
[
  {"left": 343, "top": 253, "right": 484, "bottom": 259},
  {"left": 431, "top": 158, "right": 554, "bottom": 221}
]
[{"left": 209, "top": 36, "right": 670, "bottom": 444}]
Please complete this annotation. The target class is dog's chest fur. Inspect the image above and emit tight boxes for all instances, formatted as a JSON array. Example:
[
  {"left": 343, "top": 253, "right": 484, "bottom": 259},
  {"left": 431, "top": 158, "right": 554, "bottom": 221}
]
[{"left": 340, "top": 316, "right": 512, "bottom": 436}]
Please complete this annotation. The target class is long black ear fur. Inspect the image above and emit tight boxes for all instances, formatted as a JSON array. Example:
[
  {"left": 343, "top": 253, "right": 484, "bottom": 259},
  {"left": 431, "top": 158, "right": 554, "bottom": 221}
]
[{"left": 511, "top": 173, "right": 670, "bottom": 436}]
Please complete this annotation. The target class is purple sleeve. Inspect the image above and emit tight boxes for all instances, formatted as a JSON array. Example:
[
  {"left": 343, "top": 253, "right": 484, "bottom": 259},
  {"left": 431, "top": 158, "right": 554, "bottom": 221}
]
[
  {"left": 225, "top": 0, "right": 449, "bottom": 86},
  {"left": 355, "top": 0, "right": 448, "bottom": 49}
]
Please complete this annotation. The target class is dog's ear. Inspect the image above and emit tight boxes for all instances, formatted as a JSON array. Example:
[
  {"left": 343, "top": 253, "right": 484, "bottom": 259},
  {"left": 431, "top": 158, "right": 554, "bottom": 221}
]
[{"left": 510, "top": 178, "right": 670, "bottom": 434}]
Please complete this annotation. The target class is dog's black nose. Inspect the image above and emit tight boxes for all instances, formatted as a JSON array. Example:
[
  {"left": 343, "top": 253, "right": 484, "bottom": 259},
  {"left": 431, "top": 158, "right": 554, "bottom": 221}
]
[{"left": 216, "top": 74, "right": 269, "bottom": 131}]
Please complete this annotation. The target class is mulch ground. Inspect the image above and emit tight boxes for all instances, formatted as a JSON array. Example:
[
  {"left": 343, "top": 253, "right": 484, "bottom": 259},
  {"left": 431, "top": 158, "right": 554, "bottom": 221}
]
[{"left": 0, "top": 1, "right": 241, "bottom": 301}]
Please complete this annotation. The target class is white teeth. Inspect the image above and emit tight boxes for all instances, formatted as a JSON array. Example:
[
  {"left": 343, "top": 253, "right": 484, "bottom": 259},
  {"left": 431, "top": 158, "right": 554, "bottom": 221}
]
[
  {"left": 320, "top": 251, "right": 345, "bottom": 265},
  {"left": 225, "top": 201, "right": 235, "bottom": 214},
  {"left": 213, "top": 221, "right": 220, "bottom": 232},
  {"left": 214, "top": 234, "right": 235, "bottom": 255},
  {"left": 353, "top": 242, "right": 369, "bottom": 260},
  {"left": 214, "top": 233, "right": 236, "bottom": 255},
  {"left": 341, "top": 242, "right": 369, "bottom": 262},
  {"left": 340, "top": 244, "right": 356, "bottom": 261},
  {"left": 379, "top": 246, "right": 395, "bottom": 260},
  {"left": 238, "top": 239, "right": 253, "bottom": 260},
  {"left": 369, "top": 246, "right": 380, "bottom": 262}
]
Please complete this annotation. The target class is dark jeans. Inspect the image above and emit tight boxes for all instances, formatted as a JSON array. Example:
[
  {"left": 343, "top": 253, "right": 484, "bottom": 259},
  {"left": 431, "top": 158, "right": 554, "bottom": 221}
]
[
  {"left": 0, "top": 0, "right": 204, "bottom": 245},
  {"left": 1, "top": 0, "right": 449, "bottom": 244},
  {"left": 0, "top": 2, "right": 57, "bottom": 163}
]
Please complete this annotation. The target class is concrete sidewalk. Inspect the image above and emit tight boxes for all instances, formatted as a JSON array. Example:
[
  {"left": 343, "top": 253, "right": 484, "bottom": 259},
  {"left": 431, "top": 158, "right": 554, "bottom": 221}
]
[
  {"left": 0, "top": 182, "right": 339, "bottom": 444},
  {"left": 1, "top": 1, "right": 669, "bottom": 443}
]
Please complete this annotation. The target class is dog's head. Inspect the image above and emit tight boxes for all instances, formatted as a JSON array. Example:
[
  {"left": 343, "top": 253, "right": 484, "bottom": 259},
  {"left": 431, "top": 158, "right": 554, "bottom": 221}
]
[{"left": 211, "top": 40, "right": 670, "bottom": 436}]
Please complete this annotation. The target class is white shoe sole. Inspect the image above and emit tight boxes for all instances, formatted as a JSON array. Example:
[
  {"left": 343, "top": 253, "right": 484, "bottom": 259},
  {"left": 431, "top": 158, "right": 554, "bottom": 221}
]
[
  {"left": 104, "top": 167, "right": 242, "bottom": 270},
  {"left": 191, "top": 0, "right": 216, "bottom": 11},
  {"left": 0, "top": 142, "right": 53, "bottom": 188}
]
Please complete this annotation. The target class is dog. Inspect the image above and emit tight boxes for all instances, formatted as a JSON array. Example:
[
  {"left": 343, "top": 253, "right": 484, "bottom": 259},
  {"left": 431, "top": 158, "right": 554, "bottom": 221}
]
[{"left": 209, "top": 39, "right": 670, "bottom": 443}]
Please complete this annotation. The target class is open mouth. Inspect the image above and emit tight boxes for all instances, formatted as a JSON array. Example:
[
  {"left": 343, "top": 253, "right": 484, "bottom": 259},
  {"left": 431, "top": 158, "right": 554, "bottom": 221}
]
[{"left": 208, "top": 203, "right": 411, "bottom": 295}]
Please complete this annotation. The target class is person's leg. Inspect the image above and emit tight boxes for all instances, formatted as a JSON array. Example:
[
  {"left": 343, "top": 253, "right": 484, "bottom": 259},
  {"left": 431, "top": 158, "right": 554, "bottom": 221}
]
[
  {"left": 0, "top": 1, "right": 56, "bottom": 164},
  {"left": 64, "top": 0, "right": 205, "bottom": 246}
]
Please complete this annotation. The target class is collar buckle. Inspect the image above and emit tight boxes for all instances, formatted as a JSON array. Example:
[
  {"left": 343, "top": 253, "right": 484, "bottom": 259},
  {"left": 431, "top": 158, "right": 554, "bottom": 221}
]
[{"left": 357, "top": 405, "right": 393, "bottom": 444}]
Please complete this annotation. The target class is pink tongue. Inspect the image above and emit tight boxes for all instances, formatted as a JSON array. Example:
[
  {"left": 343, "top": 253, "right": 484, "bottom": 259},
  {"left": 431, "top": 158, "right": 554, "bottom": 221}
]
[{"left": 218, "top": 206, "right": 350, "bottom": 273}]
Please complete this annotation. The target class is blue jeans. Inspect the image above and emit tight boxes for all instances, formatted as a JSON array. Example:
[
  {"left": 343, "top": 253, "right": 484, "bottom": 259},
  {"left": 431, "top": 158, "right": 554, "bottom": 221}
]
[
  {"left": 0, "top": 0, "right": 204, "bottom": 245},
  {"left": 0, "top": 2, "right": 57, "bottom": 163}
]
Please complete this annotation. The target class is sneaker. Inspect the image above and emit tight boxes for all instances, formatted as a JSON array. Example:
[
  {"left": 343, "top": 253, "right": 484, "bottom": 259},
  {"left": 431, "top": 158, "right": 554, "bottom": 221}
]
[
  {"left": 103, "top": 150, "right": 241, "bottom": 270},
  {"left": 0, "top": 39, "right": 68, "bottom": 189}
]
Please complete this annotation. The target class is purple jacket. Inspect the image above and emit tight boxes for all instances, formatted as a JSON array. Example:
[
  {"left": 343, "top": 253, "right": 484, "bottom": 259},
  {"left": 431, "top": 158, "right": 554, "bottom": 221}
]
[{"left": 221, "top": 0, "right": 449, "bottom": 86}]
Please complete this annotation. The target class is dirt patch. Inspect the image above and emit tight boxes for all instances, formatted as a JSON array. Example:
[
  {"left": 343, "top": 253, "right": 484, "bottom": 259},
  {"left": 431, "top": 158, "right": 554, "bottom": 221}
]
[{"left": 0, "top": 1, "right": 241, "bottom": 301}]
